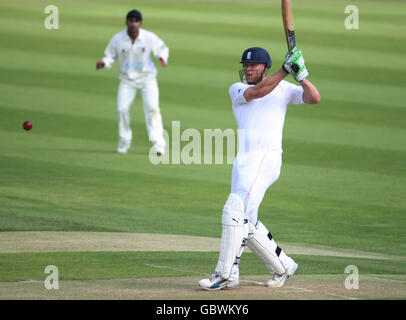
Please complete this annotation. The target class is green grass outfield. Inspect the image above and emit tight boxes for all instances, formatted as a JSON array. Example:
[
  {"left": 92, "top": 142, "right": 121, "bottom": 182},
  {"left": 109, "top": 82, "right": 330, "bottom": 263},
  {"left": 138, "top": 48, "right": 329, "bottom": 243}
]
[{"left": 0, "top": 0, "right": 405, "bottom": 300}]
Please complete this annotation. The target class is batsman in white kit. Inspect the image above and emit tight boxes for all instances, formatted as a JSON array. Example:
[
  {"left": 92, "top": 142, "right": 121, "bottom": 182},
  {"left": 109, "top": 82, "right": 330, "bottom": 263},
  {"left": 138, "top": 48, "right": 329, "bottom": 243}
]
[
  {"left": 96, "top": 10, "right": 168, "bottom": 155},
  {"left": 199, "top": 47, "right": 320, "bottom": 290}
]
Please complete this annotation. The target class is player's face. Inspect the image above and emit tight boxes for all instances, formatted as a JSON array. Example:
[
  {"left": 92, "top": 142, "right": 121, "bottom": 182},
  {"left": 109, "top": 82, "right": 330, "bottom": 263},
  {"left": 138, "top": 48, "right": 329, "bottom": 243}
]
[
  {"left": 126, "top": 18, "right": 142, "bottom": 33},
  {"left": 243, "top": 63, "right": 266, "bottom": 84}
]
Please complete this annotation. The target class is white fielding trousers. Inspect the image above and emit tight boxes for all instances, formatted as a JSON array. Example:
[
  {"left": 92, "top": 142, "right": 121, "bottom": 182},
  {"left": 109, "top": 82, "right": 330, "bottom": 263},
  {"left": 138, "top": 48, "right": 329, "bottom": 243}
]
[
  {"left": 117, "top": 74, "right": 166, "bottom": 148},
  {"left": 231, "top": 149, "right": 282, "bottom": 224}
]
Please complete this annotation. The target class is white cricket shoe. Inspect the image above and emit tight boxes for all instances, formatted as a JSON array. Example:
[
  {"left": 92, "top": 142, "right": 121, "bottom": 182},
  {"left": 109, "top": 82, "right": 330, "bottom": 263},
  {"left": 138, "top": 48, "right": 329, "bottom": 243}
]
[
  {"left": 266, "top": 261, "right": 298, "bottom": 288},
  {"left": 117, "top": 141, "right": 130, "bottom": 154},
  {"left": 199, "top": 272, "right": 239, "bottom": 291}
]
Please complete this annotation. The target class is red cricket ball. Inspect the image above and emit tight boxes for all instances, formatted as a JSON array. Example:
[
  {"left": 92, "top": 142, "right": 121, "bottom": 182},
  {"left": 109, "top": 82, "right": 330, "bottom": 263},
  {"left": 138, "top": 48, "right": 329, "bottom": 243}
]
[{"left": 23, "top": 121, "right": 32, "bottom": 131}]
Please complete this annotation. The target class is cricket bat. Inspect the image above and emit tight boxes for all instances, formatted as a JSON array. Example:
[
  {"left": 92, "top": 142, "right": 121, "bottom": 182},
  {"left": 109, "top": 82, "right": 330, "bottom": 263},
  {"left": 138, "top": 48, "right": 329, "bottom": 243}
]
[{"left": 281, "top": 0, "right": 296, "bottom": 53}]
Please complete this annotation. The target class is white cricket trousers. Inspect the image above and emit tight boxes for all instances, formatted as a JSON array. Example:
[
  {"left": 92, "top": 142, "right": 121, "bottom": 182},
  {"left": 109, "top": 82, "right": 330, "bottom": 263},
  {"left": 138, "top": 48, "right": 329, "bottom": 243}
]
[
  {"left": 231, "top": 149, "right": 282, "bottom": 224},
  {"left": 117, "top": 75, "right": 166, "bottom": 148}
]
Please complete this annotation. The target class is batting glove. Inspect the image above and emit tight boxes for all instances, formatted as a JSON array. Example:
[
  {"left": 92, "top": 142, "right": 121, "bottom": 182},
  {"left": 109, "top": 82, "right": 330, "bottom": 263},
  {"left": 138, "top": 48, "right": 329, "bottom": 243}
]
[
  {"left": 282, "top": 52, "right": 295, "bottom": 74},
  {"left": 282, "top": 50, "right": 309, "bottom": 82},
  {"left": 294, "top": 65, "right": 309, "bottom": 82}
]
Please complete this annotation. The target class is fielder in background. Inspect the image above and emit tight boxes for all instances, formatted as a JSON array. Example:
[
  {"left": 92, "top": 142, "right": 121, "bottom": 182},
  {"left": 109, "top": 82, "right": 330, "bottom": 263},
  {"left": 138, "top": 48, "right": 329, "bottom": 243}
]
[
  {"left": 97, "top": 9, "right": 169, "bottom": 155},
  {"left": 199, "top": 48, "right": 321, "bottom": 290}
]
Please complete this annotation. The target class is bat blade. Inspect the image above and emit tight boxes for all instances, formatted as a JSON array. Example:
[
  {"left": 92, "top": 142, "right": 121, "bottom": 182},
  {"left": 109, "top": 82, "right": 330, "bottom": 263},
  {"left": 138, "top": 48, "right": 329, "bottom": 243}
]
[{"left": 282, "top": 0, "right": 296, "bottom": 53}]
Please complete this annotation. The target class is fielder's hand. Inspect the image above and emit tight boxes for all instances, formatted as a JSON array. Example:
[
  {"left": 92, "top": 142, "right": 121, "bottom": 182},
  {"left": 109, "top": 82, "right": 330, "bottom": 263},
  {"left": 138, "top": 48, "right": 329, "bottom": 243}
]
[
  {"left": 282, "top": 50, "right": 309, "bottom": 83},
  {"left": 159, "top": 58, "right": 167, "bottom": 68},
  {"left": 96, "top": 60, "right": 105, "bottom": 70}
]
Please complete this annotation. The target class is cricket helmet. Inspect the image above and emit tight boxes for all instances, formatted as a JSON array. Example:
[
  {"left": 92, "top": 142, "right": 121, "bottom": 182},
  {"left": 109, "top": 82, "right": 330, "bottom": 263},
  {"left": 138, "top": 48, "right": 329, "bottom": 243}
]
[{"left": 240, "top": 47, "right": 272, "bottom": 68}]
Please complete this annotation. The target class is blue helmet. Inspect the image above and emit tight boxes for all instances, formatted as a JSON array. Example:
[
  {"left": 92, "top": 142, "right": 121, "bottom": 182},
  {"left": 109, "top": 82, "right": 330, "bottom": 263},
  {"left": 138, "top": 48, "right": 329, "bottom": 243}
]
[{"left": 240, "top": 47, "right": 272, "bottom": 68}]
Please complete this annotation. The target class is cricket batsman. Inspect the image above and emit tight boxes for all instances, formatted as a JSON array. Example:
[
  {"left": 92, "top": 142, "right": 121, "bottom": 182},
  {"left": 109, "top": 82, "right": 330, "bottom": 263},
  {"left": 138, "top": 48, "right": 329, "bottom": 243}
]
[
  {"left": 96, "top": 9, "right": 168, "bottom": 155},
  {"left": 199, "top": 48, "right": 320, "bottom": 290}
]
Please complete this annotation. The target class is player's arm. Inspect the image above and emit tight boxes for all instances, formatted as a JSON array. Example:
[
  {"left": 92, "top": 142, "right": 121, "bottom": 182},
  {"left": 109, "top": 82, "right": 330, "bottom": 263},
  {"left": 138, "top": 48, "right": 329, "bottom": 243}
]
[
  {"left": 97, "top": 36, "right": 117, "bottom": 70},
  {"left": 151, "top": 33, "right": 169, "bottom": 68},
  {"left": 243, "top": 69, "right": 288, "bottom": 102},
  {"left": 301, "top": 80, "right": 320, "bottom": 104}
]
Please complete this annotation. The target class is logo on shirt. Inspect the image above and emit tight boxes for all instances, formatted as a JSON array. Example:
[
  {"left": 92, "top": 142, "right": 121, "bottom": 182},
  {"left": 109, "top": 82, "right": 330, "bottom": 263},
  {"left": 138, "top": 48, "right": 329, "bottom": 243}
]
[
  {"left": 141, "top": 47, "right": 145, "bottom": 53},
  {"left": 125, "top": 62, "right": 143, "bottom": 71}
]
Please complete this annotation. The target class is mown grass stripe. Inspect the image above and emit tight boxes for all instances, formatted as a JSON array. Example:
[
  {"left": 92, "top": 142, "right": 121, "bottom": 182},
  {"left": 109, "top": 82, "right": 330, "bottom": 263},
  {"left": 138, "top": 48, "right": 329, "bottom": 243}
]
[
  {"left": 1, "top": 43, "right": 404, "bottom": 90},
  {"left": 0, "top": 251, "right": 405, "bottom": 283}
]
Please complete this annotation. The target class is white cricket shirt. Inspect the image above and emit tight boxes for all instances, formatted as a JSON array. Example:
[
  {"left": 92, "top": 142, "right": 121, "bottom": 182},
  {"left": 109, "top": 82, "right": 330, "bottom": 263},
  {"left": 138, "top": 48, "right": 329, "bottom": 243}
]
[
  {"left": 102, "top": 28, "right": 169, "bottom": 81},
  {"left": 229, "top": 80, "right": 304, "bottom": 153}
]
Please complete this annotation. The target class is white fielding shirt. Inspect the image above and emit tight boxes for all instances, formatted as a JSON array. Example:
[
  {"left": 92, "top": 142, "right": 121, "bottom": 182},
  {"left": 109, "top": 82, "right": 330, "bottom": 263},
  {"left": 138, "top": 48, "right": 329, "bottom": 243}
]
[
  {"left": 102, "top": 28, "right": 169, "bottom": 81},
  {"left": 229, "top": 80, "right": 304, "bottom": 153}
]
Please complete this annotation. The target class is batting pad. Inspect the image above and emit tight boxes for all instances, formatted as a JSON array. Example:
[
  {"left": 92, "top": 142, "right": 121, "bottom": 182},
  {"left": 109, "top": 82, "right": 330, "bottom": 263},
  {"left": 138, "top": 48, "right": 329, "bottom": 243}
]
[
  {"left": 247, "top": 221, "right": 286, "bottom": 276},
  {"left": 217, "top": 193, "right": 245, "bottom": 279}
]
